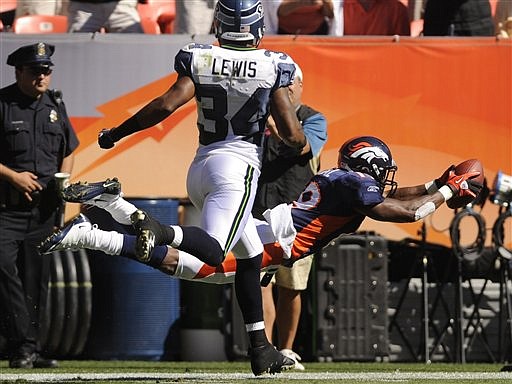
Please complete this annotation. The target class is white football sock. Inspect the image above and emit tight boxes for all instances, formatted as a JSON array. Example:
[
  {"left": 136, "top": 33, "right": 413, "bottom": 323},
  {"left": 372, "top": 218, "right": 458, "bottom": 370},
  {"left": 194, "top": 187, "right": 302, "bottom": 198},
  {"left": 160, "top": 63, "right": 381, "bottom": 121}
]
[
  {"left": 175, "top": 250, "right": 206, "bottom": 280},
  {"left": 102, "top": 196, "right": 138, "bottom": 225},
  {"left": 84, "top": 226, "right": 124, "bottom": 255}
]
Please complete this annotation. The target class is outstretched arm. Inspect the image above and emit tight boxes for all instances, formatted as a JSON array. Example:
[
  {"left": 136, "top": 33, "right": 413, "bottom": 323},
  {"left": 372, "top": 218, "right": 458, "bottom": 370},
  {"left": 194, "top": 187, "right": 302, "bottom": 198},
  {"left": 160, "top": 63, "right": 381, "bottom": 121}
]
[
  {"left": 359, "top": 167, "right": 481, "bottom": 223},
  {"left": 358, "top": 191, "right": 446, "bottom": 223},
  {"left": 391, "top": 165, "right": 456, "bottom": 200},
  {"left": 391, "top": 184, "right": 428, "bottom": 200},
  {"left": 270, "top": 87, "right": 306, "bottom": 149},
  {"left": 99, "top": 75, "right": 196, "bottom": 148}
]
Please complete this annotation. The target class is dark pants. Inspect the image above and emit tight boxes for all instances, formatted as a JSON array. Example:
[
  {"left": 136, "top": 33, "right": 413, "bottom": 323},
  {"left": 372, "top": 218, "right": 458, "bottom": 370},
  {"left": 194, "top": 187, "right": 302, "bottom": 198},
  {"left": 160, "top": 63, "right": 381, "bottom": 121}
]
[
  {"left": 0, "top": 207, "right": 55, "bottom": 358},
  {"left": 423, "top": 0, "right": 495, "bottom": 36}
]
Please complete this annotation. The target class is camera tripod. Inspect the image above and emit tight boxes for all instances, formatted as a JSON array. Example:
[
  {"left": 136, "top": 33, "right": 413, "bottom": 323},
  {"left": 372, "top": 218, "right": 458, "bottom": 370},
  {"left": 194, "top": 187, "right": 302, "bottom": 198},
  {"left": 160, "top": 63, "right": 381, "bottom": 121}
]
[
  {"left": 494, "top": 207, "right": 512, "bottom": 362},
  {"left": 453, "top": 205, "right": 512, "bottom": 363}
]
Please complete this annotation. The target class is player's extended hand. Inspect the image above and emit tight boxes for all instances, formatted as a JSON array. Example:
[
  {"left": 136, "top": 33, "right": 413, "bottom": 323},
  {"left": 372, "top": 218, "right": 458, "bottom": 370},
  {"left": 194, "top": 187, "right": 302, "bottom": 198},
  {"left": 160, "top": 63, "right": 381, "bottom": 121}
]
[
  {"left": 435, "top": 165, "right": 455, "bottom": 188},
  {"left": 98, "top": 128, "right": 116, "bottom": 149},
  {"left": 446, "top": 170, "right": 482, "bottom": 198}
]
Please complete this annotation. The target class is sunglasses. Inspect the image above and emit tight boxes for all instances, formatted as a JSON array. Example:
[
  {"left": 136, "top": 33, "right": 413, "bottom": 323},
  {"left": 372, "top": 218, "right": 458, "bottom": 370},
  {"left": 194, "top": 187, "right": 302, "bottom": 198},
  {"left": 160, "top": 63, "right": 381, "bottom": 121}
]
[{"left": 26, "top": 66, "right": 53, "bottom": 76}]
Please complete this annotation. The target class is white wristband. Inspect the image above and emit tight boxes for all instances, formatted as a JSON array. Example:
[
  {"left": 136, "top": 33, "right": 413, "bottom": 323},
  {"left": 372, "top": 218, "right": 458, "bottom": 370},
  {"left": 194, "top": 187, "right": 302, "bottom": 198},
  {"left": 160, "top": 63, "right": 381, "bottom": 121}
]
[
  {"left": 424, "top": 180, "right": 438, "bottom": 195},
  {"left": 439, "top": 185, "right": 454, "bottom": 202}
]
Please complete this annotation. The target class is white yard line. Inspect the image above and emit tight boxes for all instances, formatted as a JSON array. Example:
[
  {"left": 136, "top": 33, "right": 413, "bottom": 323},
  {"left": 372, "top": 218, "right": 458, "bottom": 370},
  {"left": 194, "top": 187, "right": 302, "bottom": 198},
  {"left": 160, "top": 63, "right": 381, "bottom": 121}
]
[{"left": 0, "top": 371, "right": 511, "bottom": 381}]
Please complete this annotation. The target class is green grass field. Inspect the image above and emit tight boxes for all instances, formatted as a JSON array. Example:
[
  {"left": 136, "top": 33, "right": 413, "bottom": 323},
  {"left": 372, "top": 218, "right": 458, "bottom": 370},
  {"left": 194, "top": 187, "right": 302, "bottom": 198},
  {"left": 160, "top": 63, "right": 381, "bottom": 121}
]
[{"left": 1, "top": 360, "right": 512, "bottom": 384}]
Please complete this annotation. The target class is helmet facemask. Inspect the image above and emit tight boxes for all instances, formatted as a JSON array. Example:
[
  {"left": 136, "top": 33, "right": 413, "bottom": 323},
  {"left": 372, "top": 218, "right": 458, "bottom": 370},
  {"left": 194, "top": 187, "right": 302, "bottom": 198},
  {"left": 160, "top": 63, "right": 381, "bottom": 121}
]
[{"left": 379, "top": 162, "right": 398, "bottom": 197}]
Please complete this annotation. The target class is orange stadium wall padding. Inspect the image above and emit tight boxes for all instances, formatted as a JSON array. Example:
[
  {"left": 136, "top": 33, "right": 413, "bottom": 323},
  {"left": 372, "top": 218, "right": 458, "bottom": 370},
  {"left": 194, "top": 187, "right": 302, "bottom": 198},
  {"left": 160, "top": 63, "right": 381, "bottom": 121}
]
[{"left": 1, "top": 35, "right": 510, "bottom": 247}]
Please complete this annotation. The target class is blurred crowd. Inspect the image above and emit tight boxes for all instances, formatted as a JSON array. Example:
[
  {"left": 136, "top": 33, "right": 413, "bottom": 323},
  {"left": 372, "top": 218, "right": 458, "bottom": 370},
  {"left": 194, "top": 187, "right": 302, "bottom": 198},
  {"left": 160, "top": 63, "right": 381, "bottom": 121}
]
[{"left": 0, "top": 0, "right": 510, "bottom": 37}]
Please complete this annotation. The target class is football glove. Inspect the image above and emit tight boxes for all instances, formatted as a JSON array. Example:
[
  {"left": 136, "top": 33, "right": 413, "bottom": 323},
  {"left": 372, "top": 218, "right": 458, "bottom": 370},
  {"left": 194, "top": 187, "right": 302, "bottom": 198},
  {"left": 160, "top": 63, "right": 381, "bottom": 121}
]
[
  {"left": 435, "top": 165, "right": 455, "bottom": 188},
  {"left": 446, "top": 170, "right": 482, "bottom": 198},
  {"left": 98, "top": 128, "right": 116, "bottom": 149}
]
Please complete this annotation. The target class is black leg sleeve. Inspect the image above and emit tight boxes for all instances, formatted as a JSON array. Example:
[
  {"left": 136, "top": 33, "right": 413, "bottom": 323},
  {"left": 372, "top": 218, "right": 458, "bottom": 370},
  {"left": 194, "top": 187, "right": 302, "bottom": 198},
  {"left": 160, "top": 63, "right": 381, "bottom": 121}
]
[
  {"left": 179, "top": 226, "right": 224, "bottom": 267},
  {"left": 235, "top": 254, "right": 264, "bottom": 326}
]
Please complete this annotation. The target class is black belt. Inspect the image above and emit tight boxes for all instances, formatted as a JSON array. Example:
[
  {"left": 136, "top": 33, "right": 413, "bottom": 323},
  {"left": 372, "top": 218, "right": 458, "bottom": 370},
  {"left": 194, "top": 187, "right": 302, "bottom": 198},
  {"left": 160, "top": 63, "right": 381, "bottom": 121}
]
[
  {"left": 0, "top": 191, "right": 41, "bottom": 210},
  {"left": 0, "top": 185, "right": 57, "bottom": 211}
]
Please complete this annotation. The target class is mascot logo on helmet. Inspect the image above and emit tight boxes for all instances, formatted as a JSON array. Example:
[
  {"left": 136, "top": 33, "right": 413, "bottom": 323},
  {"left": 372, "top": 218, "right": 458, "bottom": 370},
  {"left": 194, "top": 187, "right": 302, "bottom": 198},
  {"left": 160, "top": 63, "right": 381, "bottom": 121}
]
[{"left": 348, "top": 141, "right": 390, "bottom": 163}]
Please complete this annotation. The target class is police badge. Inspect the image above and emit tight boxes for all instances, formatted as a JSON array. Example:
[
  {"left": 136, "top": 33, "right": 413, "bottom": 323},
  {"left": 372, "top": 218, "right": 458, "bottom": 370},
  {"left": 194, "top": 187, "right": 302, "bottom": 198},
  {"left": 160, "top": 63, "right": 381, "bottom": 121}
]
[
  {"left": 37, "top": 42, "right": 46, "bottom": 58},
  {"left": 49, "top": 109, "right": 58, "bottom": 123}
]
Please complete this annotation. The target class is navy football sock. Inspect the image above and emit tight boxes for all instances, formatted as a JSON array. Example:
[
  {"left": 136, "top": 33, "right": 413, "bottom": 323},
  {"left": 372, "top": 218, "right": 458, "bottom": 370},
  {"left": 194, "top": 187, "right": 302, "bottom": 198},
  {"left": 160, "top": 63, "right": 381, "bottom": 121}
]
[
  {"left": 120, "top": 235, "right": 166, "bottom": 268},
  {"left": 235, "top": 254, "right": 265, "bottom": 347},
  {"left": 178, "top": 226, "right": 224, "bottom": 266},
  {"left": 120, "top": 235, "right": 138, "bottom": 260}
]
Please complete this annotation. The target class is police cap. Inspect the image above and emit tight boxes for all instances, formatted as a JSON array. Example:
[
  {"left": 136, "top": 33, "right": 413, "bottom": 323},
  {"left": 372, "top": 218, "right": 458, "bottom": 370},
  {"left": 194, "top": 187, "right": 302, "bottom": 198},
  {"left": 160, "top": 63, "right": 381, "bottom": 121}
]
[{"left": 7, "top": 42, "right": 55, "bottom": 67}]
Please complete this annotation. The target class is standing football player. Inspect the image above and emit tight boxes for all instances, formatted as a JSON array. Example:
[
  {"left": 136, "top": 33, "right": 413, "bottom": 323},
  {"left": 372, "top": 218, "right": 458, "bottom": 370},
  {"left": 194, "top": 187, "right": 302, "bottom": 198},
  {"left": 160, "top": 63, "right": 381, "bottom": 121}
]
[{"left": 93, "top": 0, "right": 306, "bottom": 376}]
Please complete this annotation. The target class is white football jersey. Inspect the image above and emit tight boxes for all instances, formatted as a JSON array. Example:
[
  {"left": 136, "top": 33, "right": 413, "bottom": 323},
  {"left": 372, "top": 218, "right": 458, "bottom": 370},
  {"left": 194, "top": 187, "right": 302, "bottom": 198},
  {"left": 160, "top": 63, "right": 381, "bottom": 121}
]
[
  {"left": 178, "top": 43, "right": 298, "bottom": 260},
  {"left": 175, "top": 43, "right": 296, "bottom": 152}
]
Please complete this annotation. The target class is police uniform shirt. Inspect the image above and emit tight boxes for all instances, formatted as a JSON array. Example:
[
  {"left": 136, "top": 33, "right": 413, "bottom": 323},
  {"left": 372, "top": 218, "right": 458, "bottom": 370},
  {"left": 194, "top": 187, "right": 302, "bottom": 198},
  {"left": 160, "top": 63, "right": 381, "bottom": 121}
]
[{"left": 0, "top": 83, "right": 79, "bottom": 189}]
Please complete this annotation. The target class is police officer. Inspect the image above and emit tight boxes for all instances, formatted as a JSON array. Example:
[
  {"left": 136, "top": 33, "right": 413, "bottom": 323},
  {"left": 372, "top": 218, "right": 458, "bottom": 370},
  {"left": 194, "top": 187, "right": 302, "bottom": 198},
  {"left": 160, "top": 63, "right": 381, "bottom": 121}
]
[{"left": 0, "top": 42, "right": 79, "bottom": 368}]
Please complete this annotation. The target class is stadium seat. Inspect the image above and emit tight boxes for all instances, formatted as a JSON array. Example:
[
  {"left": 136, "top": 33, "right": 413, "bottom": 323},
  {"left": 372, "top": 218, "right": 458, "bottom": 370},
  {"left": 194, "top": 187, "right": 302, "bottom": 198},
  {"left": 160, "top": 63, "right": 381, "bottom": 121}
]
[
  {"left": 12, "top": 14, "right": 68, "bottom": 33},
  {"left": 137, "top": 0, "right": 175, "bottom": 34}
]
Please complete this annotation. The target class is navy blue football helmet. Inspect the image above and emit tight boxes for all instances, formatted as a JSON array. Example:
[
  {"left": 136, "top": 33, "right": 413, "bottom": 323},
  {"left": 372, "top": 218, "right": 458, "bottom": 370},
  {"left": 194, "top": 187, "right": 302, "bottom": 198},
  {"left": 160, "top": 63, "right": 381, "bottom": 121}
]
[
  {"left": 338, "top": 136, "right": 398, "bottom": 195},
  {"left": 214, "top": 0, "right": 265, "bottom": 48}
]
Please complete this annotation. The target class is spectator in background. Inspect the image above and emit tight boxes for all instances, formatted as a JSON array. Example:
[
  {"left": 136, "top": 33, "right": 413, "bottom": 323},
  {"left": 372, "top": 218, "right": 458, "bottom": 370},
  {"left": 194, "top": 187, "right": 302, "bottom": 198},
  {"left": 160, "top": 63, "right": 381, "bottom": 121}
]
[
  {"left": 262, "top": 0, "right": 343, "bottom": 35},
  {"left": 277, "top": 0, "right": 334, "bottom": 35},
  {"left": 15, "top": 1, "right": 65, "bottom": 19},
  {"left": 253, "top": 64, "right": 327, "bottom": 371},
  {"left": 343, "top": 0, "right": 410, "bottom": 35},
  {"left": 68, "top": 0, "right": 143, "bottom": 33},
  {"left": 174, "top": 0, "right": 215, "bottom": 35},
  {"left": 0, "top": 2, "right": 16, "bottom": 28},
  {"left": 261, "top": 0, "right": 279, "bottom": 34},
  {"left": 0, "top": 42, "right": 79, "bottom": 368},
  {"left": 423, "top": 0, "right": 494, "bottom": 36},
  {"left": 495, "top": 0, "right": 512, "bottom": 37}
]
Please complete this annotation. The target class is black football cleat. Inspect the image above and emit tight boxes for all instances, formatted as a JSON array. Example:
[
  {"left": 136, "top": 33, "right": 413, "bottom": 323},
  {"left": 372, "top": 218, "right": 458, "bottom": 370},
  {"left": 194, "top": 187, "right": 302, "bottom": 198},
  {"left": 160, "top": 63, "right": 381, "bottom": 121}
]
[
  {"left": 130, "top": 209, "right": 169, "bottom": 262},
  {"left": 249, "top": 343, "right": 295, "bottom": 376},
  {"left": 62, "top": 178, "right": 121, "bottom": 204},
  {"left": 9, "top": 352, "right": 58, "bottom": 369}
]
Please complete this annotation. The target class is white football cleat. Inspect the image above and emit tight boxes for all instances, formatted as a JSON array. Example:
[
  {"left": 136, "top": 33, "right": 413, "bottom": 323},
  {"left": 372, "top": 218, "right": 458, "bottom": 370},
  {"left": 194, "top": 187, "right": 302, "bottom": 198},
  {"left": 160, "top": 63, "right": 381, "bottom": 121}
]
[
  {"left": 39, "top": 214, "right": 92, "bottom": 254},
  {"left": 279, "top": 349, "right": 305, "bottom": 371}
]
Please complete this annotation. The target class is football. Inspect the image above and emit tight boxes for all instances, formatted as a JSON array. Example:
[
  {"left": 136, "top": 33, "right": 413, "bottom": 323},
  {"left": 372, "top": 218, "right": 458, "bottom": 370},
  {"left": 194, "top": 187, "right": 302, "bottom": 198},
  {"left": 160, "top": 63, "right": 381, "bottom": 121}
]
[{"left": 446, "top": 158, "right": 485, "bottom": 209}]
